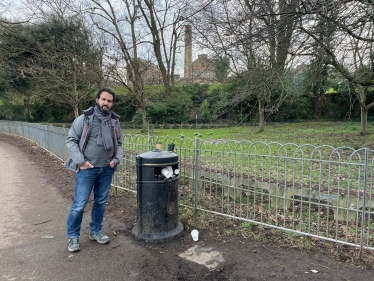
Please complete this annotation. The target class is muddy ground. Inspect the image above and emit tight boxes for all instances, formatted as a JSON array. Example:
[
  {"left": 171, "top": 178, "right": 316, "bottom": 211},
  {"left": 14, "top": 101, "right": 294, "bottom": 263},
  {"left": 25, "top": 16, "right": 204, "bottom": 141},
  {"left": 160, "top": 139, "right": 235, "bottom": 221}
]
[{"left": 1, "top": 133, "right": 374, "bottom": 281}]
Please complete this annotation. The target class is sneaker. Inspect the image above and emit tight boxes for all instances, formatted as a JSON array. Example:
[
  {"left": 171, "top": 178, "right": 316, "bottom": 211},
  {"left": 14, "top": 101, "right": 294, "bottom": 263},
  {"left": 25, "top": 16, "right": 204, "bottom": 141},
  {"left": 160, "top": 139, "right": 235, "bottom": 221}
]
[
  {"left": 89, "top": 232, "right": 110, "bottom": 244},
  {"left": 68, "top": 238, "right": 81, "bottom": 252}
]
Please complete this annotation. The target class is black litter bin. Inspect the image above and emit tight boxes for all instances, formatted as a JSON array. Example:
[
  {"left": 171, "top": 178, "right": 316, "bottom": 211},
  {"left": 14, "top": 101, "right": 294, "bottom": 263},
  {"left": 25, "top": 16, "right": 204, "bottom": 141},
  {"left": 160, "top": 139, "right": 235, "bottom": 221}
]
[{"left": 132, "top": 146, "right": 184, "bottom": 243}]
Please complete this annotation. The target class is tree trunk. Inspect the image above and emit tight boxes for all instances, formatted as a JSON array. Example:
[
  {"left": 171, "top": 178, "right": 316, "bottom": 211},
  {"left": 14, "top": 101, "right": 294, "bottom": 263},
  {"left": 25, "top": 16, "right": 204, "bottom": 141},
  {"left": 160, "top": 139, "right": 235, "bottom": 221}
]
[
  {"left": 359, "top": 87, "right": 368, "bottom": 135},
  {"left": 141, "top": 106, "right": 148, "bottom": 133},
  {"left": 23, "top": 97, "right": 32, "bottom": 120},
  {"left": 258, "top": 99, "right": 265, "bottom": 132},
  {"left": 313, "top": 96, "right": 323, "bottom": 120},
  {"left": 73, "top": 104, "right": 79, "bottom": 119},
  {"left": 360, "top": 106, "right": 368, "bottom": 135},
  {"left": 138, "top": 0, "right": 175, "bottom": 97}
]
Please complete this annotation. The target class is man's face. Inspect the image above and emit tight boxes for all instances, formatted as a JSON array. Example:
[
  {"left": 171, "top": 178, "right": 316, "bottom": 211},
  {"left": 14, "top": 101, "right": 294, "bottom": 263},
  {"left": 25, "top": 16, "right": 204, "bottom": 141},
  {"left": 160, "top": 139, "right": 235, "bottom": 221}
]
[{"left": 96, "top": 91, "right": 114, "bottom": 114}]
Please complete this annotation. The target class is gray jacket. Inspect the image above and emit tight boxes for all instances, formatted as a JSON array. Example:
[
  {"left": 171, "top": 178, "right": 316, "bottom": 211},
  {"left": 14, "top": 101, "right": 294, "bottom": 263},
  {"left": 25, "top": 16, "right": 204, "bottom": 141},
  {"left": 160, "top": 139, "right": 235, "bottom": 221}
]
[{"left": 63, "top": 107, "right": 122, "bottom": 172}]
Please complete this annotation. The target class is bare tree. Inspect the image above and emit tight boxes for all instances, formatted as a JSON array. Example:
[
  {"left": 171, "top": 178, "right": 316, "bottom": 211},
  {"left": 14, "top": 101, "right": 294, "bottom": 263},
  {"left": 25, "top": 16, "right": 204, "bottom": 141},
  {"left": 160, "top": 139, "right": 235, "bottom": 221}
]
[
  {"left": 192, "top": 0, "right": 301, "bottom": 131},
  {"left": 84, "top": 0, "right": 190, "bottom": 130},
  {"left": 136, "top": 0, "right": 188, "bottom": 96},
  {"left": 297, "top": 1, "right": 339, "bottom": 120},
  {"left": 300, "top": 0, "right": 374, "bottom": 135},
  {"left": 85, "top": 0, "right": 150, "bottom": 130}
]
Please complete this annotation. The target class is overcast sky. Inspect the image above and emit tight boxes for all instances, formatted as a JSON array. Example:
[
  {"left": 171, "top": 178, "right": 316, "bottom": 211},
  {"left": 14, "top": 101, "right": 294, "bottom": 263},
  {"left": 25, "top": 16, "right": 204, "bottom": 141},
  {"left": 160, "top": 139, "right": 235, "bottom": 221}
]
[{"left": 1, "top": 0, "right": 207, "bottom": 77}]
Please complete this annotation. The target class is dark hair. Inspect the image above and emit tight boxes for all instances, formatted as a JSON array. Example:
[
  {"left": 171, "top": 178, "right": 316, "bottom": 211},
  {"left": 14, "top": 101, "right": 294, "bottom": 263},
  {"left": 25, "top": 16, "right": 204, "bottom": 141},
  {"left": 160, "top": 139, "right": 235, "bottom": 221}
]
[{"left": 95, "top": 87, "right": 116, "bottom": 103}]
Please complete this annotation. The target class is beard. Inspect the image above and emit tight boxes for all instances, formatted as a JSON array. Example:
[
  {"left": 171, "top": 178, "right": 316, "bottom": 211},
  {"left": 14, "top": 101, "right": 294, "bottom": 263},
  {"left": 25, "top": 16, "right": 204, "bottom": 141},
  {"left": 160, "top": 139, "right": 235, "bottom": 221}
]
[{"left": 95, "top": 102, "right": 111, "bottom": 115}]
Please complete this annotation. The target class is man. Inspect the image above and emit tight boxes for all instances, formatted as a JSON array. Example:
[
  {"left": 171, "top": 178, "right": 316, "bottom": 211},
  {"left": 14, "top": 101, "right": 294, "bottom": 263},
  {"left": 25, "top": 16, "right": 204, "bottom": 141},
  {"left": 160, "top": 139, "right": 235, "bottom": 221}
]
[{"left": 64, "top": 87, "right": 122, "bottom": 252}]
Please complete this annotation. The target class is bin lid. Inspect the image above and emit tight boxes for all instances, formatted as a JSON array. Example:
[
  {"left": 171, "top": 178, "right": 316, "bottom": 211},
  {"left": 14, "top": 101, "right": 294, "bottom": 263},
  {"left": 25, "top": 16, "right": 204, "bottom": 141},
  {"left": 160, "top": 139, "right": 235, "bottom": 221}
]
[{"left": 137, "top": 150, "right": 178, "bottom": 165}]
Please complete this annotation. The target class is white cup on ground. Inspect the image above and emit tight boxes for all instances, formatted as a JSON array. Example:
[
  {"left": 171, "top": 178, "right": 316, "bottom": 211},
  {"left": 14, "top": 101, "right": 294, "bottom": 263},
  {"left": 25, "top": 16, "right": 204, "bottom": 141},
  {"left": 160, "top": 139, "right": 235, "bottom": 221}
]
[{"left": 191, "top": 229, "right": 199, "bottom": 241}]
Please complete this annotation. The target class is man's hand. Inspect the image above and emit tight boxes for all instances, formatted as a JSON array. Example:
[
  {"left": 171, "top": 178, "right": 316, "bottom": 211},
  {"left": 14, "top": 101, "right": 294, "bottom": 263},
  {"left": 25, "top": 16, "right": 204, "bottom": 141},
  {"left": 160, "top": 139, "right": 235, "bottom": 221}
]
[
  {"left": 110, "top": 160, "right": 116, "bottom": 168},
  {"left": 80, "top": 161, "right": 94, "bottom": 169}
]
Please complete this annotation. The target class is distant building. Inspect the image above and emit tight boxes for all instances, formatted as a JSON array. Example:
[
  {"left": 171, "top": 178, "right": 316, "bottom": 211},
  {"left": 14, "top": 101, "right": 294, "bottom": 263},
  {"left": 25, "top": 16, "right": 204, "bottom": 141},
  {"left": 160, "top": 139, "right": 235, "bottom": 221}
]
[
  {"left": 139, "top": 59, "right": 163, "bottom": 85},
  {"left": 125, "top": 24, "right": 216, "bottom": 86},
  {"left": 190, "top": 54, "right": 216, "bottom": 83},
  {"left": 183, "top": 24, "right": 216, "bottom": 84},
  {"left": 126, "top": 58, "right": 179, "bottom": 86}
]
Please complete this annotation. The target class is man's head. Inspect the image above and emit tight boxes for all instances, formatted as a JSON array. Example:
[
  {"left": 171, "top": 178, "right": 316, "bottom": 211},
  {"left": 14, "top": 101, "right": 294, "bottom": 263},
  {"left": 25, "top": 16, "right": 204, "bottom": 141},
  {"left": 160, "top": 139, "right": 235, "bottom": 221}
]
[{"left": 95, "top": 87, "right": 116, "bottom": 114}]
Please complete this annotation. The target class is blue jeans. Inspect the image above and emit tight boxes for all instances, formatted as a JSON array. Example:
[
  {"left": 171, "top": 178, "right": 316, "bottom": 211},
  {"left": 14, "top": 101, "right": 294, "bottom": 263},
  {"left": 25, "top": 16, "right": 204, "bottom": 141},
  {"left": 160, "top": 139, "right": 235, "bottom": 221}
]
[{"left": 67, "top": 166, "right": 113, "bottom": 238}]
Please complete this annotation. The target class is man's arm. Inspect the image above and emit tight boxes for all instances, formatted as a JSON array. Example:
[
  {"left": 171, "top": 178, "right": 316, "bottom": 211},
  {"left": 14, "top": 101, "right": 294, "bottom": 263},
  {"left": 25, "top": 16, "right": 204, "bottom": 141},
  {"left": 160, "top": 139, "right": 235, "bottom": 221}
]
[
  {"left": 111, "top": 121, "right": 123, "bottom": 167},
  {"left": 66, "top": 115, "right": 87, "bottom": 167}
]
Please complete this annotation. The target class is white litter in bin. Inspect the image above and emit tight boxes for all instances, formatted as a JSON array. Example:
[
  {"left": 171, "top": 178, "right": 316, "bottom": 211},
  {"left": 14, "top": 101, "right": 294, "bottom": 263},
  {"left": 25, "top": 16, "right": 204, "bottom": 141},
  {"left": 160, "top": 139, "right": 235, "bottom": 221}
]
[{"left": 161, "top": 166, "right": 173, "bottom": 178}]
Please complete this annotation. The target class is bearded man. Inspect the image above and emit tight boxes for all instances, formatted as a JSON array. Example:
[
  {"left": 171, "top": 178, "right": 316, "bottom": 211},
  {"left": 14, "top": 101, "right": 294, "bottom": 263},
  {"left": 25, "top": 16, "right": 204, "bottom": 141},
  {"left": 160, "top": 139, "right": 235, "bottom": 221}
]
[{"left": 64, "top": 87, "right": 122, "bottom": 252}]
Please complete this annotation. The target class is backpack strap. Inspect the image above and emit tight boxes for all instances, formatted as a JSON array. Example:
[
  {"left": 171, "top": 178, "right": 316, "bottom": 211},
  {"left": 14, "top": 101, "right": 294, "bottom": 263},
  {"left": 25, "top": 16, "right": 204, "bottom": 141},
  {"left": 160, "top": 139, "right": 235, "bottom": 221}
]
[
  {"left": 83, "top": 107, "right": 95, "bottom": 117},
  {"left": 111, "top": 112, "right": 120, "bottom": 120}
]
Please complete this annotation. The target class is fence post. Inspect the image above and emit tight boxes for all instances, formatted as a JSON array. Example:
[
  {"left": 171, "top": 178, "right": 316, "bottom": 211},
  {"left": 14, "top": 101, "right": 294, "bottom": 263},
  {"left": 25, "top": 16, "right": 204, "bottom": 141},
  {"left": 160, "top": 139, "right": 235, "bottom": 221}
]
[
  {"left": 359, "top": 148, "right": 369, "bottom": 260},
  {"left": 194, "top": 137, "right": 200, "bottom": 221}
]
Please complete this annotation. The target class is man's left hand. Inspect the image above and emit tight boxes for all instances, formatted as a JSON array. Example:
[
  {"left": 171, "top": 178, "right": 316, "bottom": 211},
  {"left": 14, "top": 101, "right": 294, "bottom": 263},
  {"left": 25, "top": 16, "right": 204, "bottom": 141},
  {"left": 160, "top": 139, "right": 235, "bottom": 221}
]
[{"left": 110, "top": 160, "right": 116, "bottom": 168}]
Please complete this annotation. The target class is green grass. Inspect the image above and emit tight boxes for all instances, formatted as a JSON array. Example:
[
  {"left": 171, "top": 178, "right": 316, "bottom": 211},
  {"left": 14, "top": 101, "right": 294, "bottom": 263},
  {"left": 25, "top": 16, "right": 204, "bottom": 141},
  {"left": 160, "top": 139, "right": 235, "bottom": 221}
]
[
  {"left": 123, "top": 121, "right": 373, "bottom": 194},
  {"left": 123, "top": 121, "right": 374, "bottom": 149}
]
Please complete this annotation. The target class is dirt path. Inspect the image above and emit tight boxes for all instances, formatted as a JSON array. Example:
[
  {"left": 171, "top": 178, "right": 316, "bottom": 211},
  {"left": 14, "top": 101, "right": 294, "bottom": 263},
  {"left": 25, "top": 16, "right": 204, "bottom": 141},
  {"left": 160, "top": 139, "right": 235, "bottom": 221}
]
[{"left": 0, "top": 134, "right": 373, "bottom": 281}]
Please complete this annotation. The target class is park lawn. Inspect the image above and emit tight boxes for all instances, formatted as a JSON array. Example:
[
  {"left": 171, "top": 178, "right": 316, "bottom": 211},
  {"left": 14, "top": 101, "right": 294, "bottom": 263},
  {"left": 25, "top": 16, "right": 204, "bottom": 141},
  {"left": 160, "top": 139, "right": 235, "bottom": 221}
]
[{"left": 123, "top": 121, "right": 374, "bottom": 149}]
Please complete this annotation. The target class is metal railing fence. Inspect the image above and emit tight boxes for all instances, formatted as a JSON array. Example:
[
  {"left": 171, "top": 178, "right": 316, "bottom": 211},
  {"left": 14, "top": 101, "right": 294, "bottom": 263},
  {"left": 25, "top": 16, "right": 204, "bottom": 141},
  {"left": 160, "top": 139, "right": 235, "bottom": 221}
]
[
  {"left": 121, "top": 122, "right": 239, "bottom": 130},
  {"left": 1, "top": 120, "right": 374, "bottom": 255},
  {"left": 0, "top": 121, "right": 70, "bottom": 161}
]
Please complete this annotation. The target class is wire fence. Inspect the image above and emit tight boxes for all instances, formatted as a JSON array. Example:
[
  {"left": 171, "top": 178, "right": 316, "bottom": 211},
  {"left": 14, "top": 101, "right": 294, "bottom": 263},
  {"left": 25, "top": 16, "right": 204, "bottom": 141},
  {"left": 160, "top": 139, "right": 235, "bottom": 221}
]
[{"left": 2, "top": 120, "right": 374, "bottom": 255}]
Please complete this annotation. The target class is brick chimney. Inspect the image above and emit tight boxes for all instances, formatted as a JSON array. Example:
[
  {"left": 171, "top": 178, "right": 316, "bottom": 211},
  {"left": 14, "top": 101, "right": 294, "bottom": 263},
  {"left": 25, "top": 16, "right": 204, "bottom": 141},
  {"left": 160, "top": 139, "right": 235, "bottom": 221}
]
[{"left": 184, "top": 25, "right": 192, "bottom": 78}]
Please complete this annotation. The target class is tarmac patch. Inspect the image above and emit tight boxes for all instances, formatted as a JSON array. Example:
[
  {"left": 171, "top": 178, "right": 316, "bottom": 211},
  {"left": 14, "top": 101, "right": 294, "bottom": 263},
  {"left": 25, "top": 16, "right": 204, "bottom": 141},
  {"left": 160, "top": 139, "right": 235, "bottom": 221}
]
[{"left": 178, "top": 245, "right": 224, "bottom": 269}]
